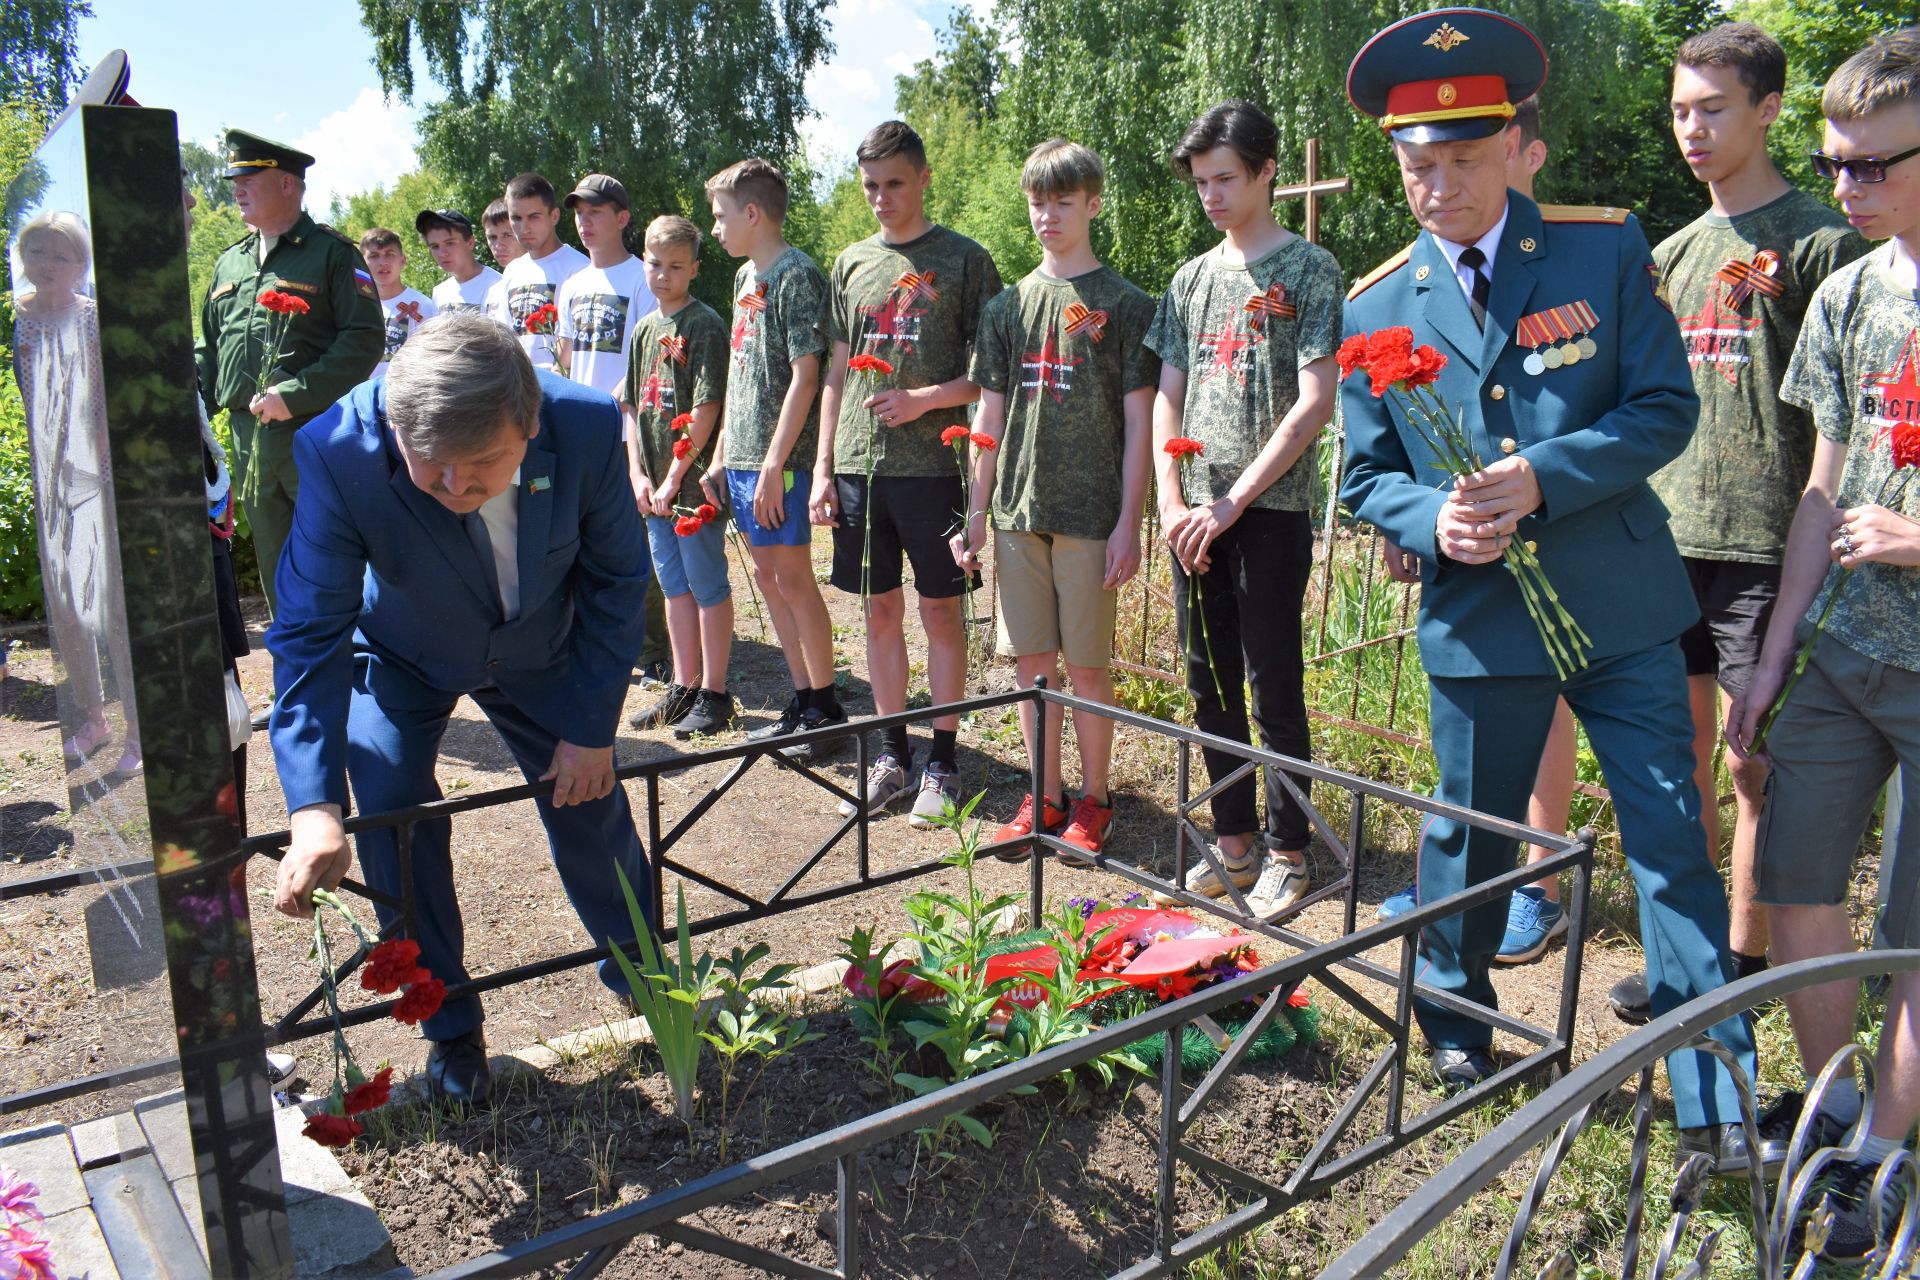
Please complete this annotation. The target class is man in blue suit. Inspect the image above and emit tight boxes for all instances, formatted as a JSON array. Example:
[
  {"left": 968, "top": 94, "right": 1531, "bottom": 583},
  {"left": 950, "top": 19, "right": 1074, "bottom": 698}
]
[
  {"left": 1341, "top": 8, "right": 1759, "bottom": 1173},
  {"left": 267, "top": 311, "right": 651, "bottom": 1102}
]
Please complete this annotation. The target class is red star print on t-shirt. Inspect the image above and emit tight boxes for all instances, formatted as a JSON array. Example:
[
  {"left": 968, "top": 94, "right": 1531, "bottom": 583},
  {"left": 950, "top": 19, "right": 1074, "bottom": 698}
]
[
  {"left": 860, "top": 292, "right": 925, "bottom": 353},
  {"left": 1675, "top": 292, "right": 1762, "bottom": 387},
  {"left": 1021, "top": 331, "right": 1082, "bottom": 404},
  {"left": 1196, "top": 324, "right": 1258, "bottom": 390},
  {"left": 1864, "top": 327, "right": 1920, "bottom": 450},
  {"left": 634, "top": 365, "right": 671, "bottom": 412},
  {"left": 729, "top": 312, "right": 754, "bottom": 357}
]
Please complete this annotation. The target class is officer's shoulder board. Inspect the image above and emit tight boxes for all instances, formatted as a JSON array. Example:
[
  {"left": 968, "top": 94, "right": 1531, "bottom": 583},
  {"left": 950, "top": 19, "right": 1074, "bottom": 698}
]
[
  {"left": 1346, "top": 241, "right": 1415, "bottom": 302},
  {"left": 315, "top": 222, "right": 359, "bottom": 249},
  {"left": 1537, "top": 204, "right": 1632, "bottom": 225}
]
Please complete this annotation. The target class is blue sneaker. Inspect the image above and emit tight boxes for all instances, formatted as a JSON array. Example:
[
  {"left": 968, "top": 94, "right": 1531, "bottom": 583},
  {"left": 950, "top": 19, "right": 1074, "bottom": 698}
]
[
  {"left": 1495, "top": 886, "right": 1566, "bottom": 964},
  {"left": 1376, "top": 881, "right": 1417, "bottom": 921}
]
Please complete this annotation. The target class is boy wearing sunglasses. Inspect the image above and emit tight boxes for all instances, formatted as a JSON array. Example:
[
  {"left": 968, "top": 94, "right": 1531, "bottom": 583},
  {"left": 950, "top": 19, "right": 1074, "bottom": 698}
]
[
  {"left": 1597, "top": 24, "right": 1869, "bottom": 1030},
  {"left": 1727, "top": 25, "right": 1920, "bottom": 1260}
]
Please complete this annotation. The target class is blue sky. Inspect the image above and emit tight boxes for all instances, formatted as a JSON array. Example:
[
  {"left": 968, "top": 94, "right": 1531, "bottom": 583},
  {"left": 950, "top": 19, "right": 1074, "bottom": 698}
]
[{"left": 75, "top": 0, "right": 981, "bottom": 211}]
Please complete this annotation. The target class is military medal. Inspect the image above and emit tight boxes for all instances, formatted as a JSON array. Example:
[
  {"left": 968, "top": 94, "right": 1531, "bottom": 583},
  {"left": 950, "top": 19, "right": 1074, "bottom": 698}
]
[
  {"left": 1517, "top": 300, "right": 1599, "bottom": 373},
  {"left": 1715, "top": 250, "right": 1784, "bottom": 309}
]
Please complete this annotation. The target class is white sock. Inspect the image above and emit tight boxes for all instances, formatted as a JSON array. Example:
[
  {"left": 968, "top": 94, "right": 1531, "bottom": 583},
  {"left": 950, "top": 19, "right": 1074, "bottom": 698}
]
[{"left": 1857, "top": 1132, "right": 1904, "bottom": 1165}]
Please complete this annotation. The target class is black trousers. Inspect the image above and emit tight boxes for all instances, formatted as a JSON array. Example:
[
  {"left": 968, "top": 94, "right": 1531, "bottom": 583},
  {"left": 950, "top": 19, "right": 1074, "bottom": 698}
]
[{"left": 1170, "top": 507, "right": 1314, "bottom": 849}]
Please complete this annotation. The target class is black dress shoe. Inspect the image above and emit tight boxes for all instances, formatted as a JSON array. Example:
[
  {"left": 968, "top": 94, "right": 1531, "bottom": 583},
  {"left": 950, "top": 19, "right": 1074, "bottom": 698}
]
[
  {"left": 426, "top": 1028, "right": 493, "bottom": 1104},
  {"left": 1609, "top": 970, "right": 1651, "bottom": 1024},
  {"left": 1676, "top": 1121, "right": 1754, "bottom": 1178},
  {"left": 1431, "top": 1047, "right": 1497, "bottom": 1094}
]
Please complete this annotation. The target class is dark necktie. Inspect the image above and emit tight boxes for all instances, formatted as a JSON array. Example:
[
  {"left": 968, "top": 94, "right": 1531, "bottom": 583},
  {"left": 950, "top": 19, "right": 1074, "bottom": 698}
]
[
  {"left": 1458, "top": 245, "right": 1491, "bottom": 329},
  {"left": 462, "top": 511, "right": 503, "bottom": 614}
]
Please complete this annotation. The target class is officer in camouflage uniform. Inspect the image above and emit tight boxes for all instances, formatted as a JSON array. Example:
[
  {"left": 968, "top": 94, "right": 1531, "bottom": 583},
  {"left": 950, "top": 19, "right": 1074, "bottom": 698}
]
[{"left": 196, "top": 130, "right": 382, "bottom": 614}]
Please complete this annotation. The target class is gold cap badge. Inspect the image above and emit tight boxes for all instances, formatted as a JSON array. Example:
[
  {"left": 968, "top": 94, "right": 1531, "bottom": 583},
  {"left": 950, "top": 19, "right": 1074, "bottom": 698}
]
[
  {"left": 1414, "top": 264, "right": 1431, "bottom": 281},
  {"left": 1423, "top": 23, "right": 1470, "bottom": 52},
  {"left": 1519, "top": 237, "right": 1536, "bottom": 252}
]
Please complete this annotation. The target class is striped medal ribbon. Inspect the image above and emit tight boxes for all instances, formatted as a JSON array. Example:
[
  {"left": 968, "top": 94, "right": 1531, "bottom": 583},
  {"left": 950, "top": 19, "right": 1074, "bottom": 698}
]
[
  {"left": 1243, "top": 283, "right": 1296, "bottom": 331},
  {"left": 1716, "top": 250, "right": 1785, "bottom": 308},
  {"left": 1516, "top": 300, "right": 1599, "bottom": 374},
  {"left": 1064, "top": 301, "right": 1108, "bottom": 342},
  {"left": 736, "top": 282, "right": 768, "bottom": 313},
  {"left": 893, "top": 270, "right": 939, "bottom": 304}
]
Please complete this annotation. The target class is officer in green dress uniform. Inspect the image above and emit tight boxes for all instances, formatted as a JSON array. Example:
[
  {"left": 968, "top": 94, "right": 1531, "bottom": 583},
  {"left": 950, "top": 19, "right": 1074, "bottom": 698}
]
[
  {"left": 195, "top": 130, "right": 382, "bottom": 614},
  {"left": 1339, "top": 8, "right": 1760, "bottom": 1172}
]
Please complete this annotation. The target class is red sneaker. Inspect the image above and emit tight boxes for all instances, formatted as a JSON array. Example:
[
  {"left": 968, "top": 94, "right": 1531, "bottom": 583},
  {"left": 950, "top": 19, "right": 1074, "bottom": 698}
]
[
  {"left": 1059, "top": 794, "right": 1114, "bottom": 855},
  {"left": 989, "top": 793, "right": 1069, "bottom": 859}
]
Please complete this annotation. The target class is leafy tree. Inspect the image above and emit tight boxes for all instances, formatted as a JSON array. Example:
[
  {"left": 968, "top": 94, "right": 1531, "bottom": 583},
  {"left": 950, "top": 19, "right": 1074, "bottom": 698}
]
[
  {"left": 187, "top": 201, "right": 248, "bottom": 339},
  {"left": 181, "top": 140, "right": 236, "bottom": 210},
  {"left": 329, "top": 168, "right": 465, "bottom": 294},
  {"left": 1734, "top": 0, "right": 1914, "bottom": 188},
  {"left": 1, "top": 0, "right": 92, "bottom": 109},
  {"left": 355, "top": 0, "right": 833, "bottom": 311}
]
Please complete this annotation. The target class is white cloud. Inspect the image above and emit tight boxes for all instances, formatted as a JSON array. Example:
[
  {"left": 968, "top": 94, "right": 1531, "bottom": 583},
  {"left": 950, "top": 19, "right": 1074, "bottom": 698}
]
[
  {"left": 802, "top": 0, "right": 945, "bottom": 178},
  {"left": 293, "top": 87, "right": 423, "bottom": 217}
]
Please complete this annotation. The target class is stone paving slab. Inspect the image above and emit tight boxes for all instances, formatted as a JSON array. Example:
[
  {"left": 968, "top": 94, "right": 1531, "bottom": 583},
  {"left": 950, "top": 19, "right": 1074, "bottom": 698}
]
[
  {"left": 68, "top": 1113, "right": 147, "bottom": 1170},
  {"left": 0, "top": 1123, "right": 88, "bottom": 1218},
  {"left": 83, "top": 1153, "right": 209, "bottom": 1279},
  {"left": 290, "top": 1182, "right": 400, "bottom": 1279},
  {"left": 37, "top": 1204, "right": 121, "bottom": 1280}
]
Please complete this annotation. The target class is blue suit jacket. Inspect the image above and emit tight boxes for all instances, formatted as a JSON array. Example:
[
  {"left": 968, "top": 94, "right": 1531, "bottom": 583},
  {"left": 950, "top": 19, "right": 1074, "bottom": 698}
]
[
  {"left": 1339, "top": 193, "right": 1701, "bottom": 678},
  {"left": 267, "top": 372, "right": 649, "bottom": 813}
]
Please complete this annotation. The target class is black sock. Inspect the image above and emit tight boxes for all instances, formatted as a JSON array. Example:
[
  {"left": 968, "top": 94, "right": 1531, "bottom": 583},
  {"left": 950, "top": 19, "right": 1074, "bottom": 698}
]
[
  {"left": 880, "top": 724, "right": 912, "bottom": 766},
  {"left": 809, "top": 685, "right": 841, "bottom": 716},
  {"left": 929, "top": 729, "right": 957, "bottom": 770},
  {"left": 1732, "top": 950, "right": 1769, "bottom": 980}
]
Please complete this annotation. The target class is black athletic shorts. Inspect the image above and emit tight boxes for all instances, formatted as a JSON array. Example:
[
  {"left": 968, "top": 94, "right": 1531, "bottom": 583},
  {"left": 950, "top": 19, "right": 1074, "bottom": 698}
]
[
  {"left": 829, "top": 473, "right": 980, "bottom": 599},
  {"left": 1676, "top": 556, "right": 1780, "bottom": 696}
]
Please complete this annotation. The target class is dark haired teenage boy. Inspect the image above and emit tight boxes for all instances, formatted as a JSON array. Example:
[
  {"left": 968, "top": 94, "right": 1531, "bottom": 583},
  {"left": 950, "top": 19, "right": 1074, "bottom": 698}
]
[
  {"left": 811, "top": 120, "right": 1002, "bottom": 826},
  {"left": 499, "top": 172, "right": 588, "bottom": 368},
  {"left": 1597, "top": 21, "right": 1867, "bottom": 1026},
  {"left": 360, "top": 227, "right": 437, "bottom": 378},
  {"left": 1144, "top": 100, "right": 1342, "bottom": 919}
]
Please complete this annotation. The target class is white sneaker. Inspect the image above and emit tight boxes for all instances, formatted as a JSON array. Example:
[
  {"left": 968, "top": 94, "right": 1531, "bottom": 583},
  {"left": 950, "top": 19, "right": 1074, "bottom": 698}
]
[
  {"left": 907, "top": 762, "right": 961, "bottom": 829},
  {"left": 1245, "top": 856, "right": 1310, "bottom": 919},
  {"left": 838, "top": 755, "right": 910, "bottom": 818},
  {"left": 1150, "top": 845, "right": 1260, "bottom": 905}
]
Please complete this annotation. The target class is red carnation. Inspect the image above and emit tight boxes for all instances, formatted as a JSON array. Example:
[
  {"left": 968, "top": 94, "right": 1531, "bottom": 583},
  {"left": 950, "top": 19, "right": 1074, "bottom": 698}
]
[
  {"left": 302, "top": 1111, "right": 364, "bottom": 1148},
  {"left": 941, "top": 425, "right": 970, "bottom": 447},
  {"left": 674, "top": 514, "right": 702, "bottom": 536},
  {"left": 670, "top": 413, "right": 695, "bottom": 432},
  {"left": 970, "top": 432, "right": 996, "bottom": 450},
  {"left": 524, "top": 303, "right": 559, "bottom": 335},
  {"left": 1164, "top": 437, "right": 1205, "bottom": 460},
  {"left": 695, "top": 503, "right": 717, "bottom": 521},
  {"left": 1403, "top": 343, "right": 1448, "bottom": 390},
  {"left": 391, "top": 976, "right": 446, "bottom": 1025},
  {"left": 847, "top": 354, "right": 894, "bottom": 376},
  {"left": 1893, "top": 422, "right": 1920, "bottom": 470},
  {"left": 257, "top": 289, "right": 310, "bottom": 315},
  {"left": 1335, "top": 333, "right": 1369, "bottom": 381},
  {"left": 672, "top": 437, "right": 693, "bottom": 460},
  {"left": 342, "top": 1066, "right": 395, "bottom": 1116},
  {"left": 360, "top": 939, "right": 423, "bottom": 995}
]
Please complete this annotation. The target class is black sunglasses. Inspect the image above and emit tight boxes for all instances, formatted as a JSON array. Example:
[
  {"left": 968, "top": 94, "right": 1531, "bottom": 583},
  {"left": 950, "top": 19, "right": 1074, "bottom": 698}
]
[{"left": 1810, "top": 144, "right": 1920, "bottom": 183}]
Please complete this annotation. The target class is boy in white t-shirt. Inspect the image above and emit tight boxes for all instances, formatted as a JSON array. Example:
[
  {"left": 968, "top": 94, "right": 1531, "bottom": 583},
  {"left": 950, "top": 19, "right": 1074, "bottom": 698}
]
[
  {"left": 499, "top": 172, "right": 588, "bottom": 368},
  {"left": 481, "top": 198, "right": 521, "bottom": 328},
  {"left": 416, "top": 208, "right": 500, "bottom": 318},
  {"left": 359, "top": 227, "right": 437, "bottom": 378},
  {"left": 555, "top": 173, "right": 657, "bottom": 397}
]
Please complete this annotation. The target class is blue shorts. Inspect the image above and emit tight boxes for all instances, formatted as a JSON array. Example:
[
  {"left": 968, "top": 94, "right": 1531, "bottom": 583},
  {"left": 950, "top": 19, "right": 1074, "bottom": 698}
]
[
  {"left": 645, "top": 514, "right": 731, "bottom": 607},
  {"left": 725, "top": 467, "right": 810, "bottom": 547}
]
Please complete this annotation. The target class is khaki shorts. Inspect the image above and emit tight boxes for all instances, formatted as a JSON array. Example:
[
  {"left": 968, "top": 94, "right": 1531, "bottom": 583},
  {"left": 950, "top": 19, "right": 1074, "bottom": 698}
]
[
  {"left": 994, "top": 530, "right": 1117, "bottom": 670},
  {"left": 1754, "top": 631, "right": 1920, "bottom": 948}
]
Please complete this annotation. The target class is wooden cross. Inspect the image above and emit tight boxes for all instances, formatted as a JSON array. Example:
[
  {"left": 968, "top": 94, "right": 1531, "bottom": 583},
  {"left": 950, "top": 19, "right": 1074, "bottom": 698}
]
[{"left": 1273, "top": 138, "right": 1351, "bottom": 244}]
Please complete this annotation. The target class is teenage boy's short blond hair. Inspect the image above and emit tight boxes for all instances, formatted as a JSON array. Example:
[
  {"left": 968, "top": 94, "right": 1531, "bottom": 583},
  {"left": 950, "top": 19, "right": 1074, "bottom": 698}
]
[
  {"left": 1022, "top": 138, "right": 1105, "bottom": 199},
  {"left": 482, "top": 199, "right": 509, "bottom": 228},
  {"left": 1823, "top": 26, "right": 1920, "bottom": 122},
  {"left": 359, "top": 227, "right": 402, "bottom": 255},
  {"left": 704, "top": 158, "right": 788, "bottom": 224},
  {"left": 645, "top": 214, "right": 702, "bottom": 257}
]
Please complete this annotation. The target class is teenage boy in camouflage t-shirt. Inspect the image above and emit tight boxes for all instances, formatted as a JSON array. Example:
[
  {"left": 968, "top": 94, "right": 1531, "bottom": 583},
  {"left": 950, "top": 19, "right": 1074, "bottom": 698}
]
[
  {"left": 1595, "top": 24, "right": 1870, "bottom": 1029},
  {"left": 812, "top": 121, "right": 1002, "bottom": 826},
  {"left": 1726, "top": 28, "right": 1920, "bottom": 1261},
  {"left": 706, "top": 158, "right": 845, "bottom": 762},
  {"left": 623, "top": 215, "right": 735, "bottom": 738},
  {"left": 1143, "top": 101, "right": 1343, "bottom": 921},
  {"left": 954, "top": 139, "right": 1158, "bottom": 855}
]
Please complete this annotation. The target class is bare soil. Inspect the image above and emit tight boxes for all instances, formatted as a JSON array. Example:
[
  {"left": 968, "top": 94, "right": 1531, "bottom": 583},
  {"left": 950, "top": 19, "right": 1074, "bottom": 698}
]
[{"left": 1, "top": 533, "right": 1672, "bottom": 1274}]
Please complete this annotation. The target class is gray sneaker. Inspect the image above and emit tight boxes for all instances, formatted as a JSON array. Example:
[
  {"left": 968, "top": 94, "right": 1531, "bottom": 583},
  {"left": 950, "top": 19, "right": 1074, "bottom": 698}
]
[
  {"left": 1245, "top": 855, "right": 1310, "bottom": 919},
  {"left": 838, "top": 754, "right": 910, "bottom": 818},
  {"left": 907, "top": 762, "right": 961, "bottom": 829}
]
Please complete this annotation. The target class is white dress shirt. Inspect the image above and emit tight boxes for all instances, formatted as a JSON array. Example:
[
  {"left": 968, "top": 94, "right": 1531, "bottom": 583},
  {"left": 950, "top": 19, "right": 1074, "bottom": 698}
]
[
  {"left": 1435, "top": 204, "right": 1510, "bottom": 306},
  {"left": 475, "top": 469, "right": 521, "bottom": 620}
]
